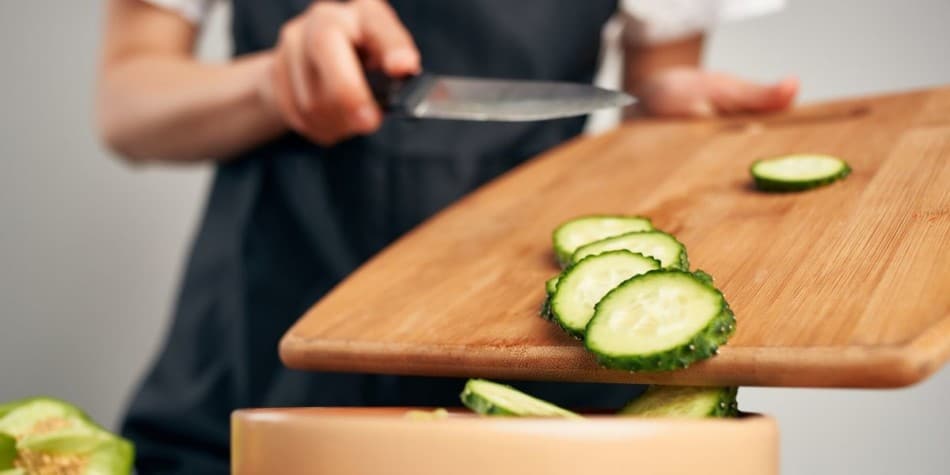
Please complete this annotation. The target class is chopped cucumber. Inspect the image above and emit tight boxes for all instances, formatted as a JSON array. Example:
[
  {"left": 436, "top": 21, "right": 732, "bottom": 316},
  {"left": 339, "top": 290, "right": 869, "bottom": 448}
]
[
  {"left": 750, "top": 154, "right": 851, "bottom": 192},
  {"left": 551, "top": 251, "right": 660, "bottom": 338},
  {"left": 460, "top": 379, "right": 581, "bottom": 418},
  {"left": 404, "top": 408, "right": 450, "bottom": 420},
  {"left": 585, "top": 270, "right": 735, "bottom": 372},
  {"left": 552, "top": 216, "right": 653, "bottom": 267},
  {"left": 572, "top": 231, "right": 688, "bottom": 270},
  {"left": 619, "top": 386, "right": 738, "bottom": 418},
  {"left": 0, "top": 398, "right": 134, "bottom": 475}
]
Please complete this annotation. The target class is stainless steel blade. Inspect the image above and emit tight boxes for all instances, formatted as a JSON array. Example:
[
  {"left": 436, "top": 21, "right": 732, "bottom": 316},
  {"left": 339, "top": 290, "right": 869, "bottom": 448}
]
[{"left": 410, "top": 76, "right": 635, "bottom": 121}]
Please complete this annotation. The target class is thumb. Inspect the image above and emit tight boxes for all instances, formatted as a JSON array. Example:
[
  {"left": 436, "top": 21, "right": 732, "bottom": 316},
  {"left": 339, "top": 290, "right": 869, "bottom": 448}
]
[{"left": 706, "top": 73, "right": 798, "bottom": 114}]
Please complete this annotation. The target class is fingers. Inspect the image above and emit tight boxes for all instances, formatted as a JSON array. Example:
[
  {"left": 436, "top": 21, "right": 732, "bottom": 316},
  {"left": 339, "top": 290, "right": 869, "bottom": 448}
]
[
  {"left": 309, "top": 24, "right": 381, "bottom": 133},
  {"left": 636, "top": 68, "right": 713, "bottom": 118},
  {"left": 353, "top": 0, "right": 421, "bottom": 76},
  {"left": 637, "top": 68, "right": 799, "bottom": 118},
  {"left": 706, "top": 73, "right": 799, "bottom": 114},
  {"left": 262, "top": 0, "right": 419, "bottom": 146}
]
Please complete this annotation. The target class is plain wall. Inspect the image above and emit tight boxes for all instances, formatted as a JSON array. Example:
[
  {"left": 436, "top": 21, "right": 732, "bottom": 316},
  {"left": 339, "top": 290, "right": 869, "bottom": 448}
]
[{"left": 1, "top": 1, "right": 947, "bottom": 474}]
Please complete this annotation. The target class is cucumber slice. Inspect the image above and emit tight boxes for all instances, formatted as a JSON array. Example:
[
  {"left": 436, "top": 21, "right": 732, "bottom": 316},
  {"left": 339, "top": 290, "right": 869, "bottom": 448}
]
[
  {"left": 404, "top": 408, "right": 450, "bottom": 420},
  {"left": 552, "top": 216, "right": 653, "bottom": 267},
  {"left": 571, "top": 231, "right": 688, "bottom": 270},
  {"left": 619, "top": 386, "right": 738, "bottom": 418},
  {"left": 460, "top": 379, "right": 581, "bottom": 418},
  {"left": 750, "top": 154, "right": 851, "bottom": 192},
  {"left": 550, "top": 251, "right": 660, "bottom": 338},
  {"left": 585, "top": 270, "right": 735, "bottom": 371},
  {"left": 0, "top": 398, "right": 134, "bottom": 475}
]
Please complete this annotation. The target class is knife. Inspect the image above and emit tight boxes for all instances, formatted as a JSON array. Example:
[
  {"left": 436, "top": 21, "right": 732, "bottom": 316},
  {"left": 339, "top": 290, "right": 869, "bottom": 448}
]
[{"left": 367, "top": 71, "right": 635, "bottom": 122}]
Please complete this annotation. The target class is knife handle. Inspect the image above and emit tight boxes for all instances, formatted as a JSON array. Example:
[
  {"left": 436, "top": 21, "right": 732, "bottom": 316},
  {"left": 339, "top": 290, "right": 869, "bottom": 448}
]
[{"left": 366, "top": 70, "right": 432, "bottom": 116}]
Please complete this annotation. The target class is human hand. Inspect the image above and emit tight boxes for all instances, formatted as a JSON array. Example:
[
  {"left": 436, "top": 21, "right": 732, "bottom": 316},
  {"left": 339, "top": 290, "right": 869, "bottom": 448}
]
[
  {"left": 261, "top": 0, "right": 420, "bottom": 145},
  {"left": 634, "top": 67, "right": 799, "bottom": 118}
]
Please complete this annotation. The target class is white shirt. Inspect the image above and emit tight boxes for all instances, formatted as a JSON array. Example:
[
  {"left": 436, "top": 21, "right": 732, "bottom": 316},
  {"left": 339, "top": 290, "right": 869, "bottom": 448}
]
[{"left": 144, "top": 0, "right": 784, "bottom": 45}]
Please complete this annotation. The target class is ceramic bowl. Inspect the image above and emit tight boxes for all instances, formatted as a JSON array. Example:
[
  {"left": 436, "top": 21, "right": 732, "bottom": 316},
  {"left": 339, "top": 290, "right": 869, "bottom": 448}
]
[{"left": 232, "top": 407, "right": 778, "bottom": 475}]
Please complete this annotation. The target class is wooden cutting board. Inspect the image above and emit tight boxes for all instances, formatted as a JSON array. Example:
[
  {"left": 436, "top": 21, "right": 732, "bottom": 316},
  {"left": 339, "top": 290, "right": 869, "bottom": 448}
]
[{"left": 280, "top": 86, "right": 950, "bottom": 388}]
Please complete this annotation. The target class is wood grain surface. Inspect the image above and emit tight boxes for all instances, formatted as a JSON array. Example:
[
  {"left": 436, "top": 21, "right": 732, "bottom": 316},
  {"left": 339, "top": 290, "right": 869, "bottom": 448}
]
[{"left": 280, "top": 86, "right": 950, "bottom": 388}]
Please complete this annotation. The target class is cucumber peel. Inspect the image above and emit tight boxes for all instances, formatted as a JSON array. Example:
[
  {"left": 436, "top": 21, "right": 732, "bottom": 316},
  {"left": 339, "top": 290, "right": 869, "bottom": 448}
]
[
  {"left": 585, "top": 270, "right": 735, "bottom": 372},
  {"left": 620, "top": 386, "right": 738, "bottom": 418},
  {"left": 571, "top": 231, "right": 688, "bottom": 270},
  {"left": 751, "top": 154, "right": 851, "bottom": 192},
  {"left": 545, "top": 275, "right": 560, "bottom": 297},
  {"left": 540, "top": 275, "right": 561, "bottom": 320},
  {"left": 0, "top": 433, "right": 14, "bottom": 470},
  {"left": 550, "top": 251, "right": 660, "bottom": 338},
  {"left": 460, "top": 379, "right": 581, "bottom": 418},
  {"left": 552, "top": 216, "right": 653, "bottom": 267}
]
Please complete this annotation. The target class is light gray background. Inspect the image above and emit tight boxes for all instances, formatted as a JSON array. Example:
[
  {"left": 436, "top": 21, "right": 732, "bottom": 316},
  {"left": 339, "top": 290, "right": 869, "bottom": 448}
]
[{"left": 1, "top": 1, "right": 947, "bottom": 473}]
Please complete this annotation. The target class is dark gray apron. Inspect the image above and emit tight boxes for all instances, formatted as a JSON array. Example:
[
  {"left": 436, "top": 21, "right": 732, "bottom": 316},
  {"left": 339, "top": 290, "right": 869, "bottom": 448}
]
[{"left": 122, "top": 1, "right": 643, "bottom": 473}]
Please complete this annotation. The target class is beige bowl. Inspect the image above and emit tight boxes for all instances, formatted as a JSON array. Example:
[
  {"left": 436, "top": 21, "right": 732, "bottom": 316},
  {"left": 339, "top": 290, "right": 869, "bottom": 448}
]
[{"left": 232, "top": 407, "right": 778, "bottom": 475}]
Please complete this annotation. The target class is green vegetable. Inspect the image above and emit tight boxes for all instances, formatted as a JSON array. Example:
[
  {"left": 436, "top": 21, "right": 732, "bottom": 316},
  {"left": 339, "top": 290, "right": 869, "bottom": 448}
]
[
  {"left": 545, "top": 275, "right": 560, "bottom": 297},
  {"left": 539, "top": 275, "right": 560, "bottom": 320},
  {"left": 620, "top": 386, "right": 738, "bottom": 418},
  {"left": 0, "top": 398, "right": 134, "bottom": 475},
  {"left": 550, "top": 251, "right": 659, "bottom": 338},
  {"left": 750, "top": 154, "right": 851, "bottom": 192},
  {"left": 404, "top": 408, "right": 450, "bottom": 420},
  {"left": 585, "top": 270, "right": 735, "bottom": 372},
  {"left": 571, "top": 231, "right": 688, "bottom": 270},
  {"left": 460, "top": 379, "right": 581, "bottom": 418},
  {"left": 552, "top": 216, "right": 653, "bottom": 267},
  {"left": 0, "top": 433, "right": 15, "bottom": 470}
]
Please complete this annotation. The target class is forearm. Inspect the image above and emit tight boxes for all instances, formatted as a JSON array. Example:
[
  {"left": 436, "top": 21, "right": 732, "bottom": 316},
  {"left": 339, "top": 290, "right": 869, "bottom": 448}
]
[{"left": 98, "top": 52, "right": 284, "bottom": 163}]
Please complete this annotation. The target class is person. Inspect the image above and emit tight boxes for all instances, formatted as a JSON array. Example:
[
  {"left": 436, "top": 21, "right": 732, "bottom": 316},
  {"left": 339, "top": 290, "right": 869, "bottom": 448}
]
[{"left": 97, "top": 0, "right": 797, "bottom": 473}]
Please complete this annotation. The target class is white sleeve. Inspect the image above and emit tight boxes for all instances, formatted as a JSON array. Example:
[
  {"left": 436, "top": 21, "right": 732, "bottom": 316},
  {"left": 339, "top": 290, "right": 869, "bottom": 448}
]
[
  {"left": 620, "top": 0, "right": 785, "bottom": 45},
  {"left": 141, "top": 0, "right": 215, "bottom": 24}
]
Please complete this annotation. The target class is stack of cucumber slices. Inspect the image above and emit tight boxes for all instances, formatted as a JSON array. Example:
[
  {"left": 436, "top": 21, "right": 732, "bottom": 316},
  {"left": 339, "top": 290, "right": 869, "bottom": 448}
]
[
  {"left": 0, "top": 398, "right": 133, "bottom": 475},
  {"left": 452, "top": 215, "right": 744, "bottom": 421},
  {"left": 548, "top": 215, "right": 734, "bottom": 372}
]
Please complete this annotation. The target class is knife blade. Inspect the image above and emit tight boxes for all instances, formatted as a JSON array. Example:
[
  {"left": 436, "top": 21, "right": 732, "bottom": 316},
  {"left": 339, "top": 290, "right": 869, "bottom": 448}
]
[{"left": 368, "top": 72, "right": 635, "bottom": 122}]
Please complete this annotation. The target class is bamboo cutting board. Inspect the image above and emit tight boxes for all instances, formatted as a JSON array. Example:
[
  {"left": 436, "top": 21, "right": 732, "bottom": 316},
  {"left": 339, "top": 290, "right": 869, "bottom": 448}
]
[{"left": 280, "top": 87, "right": 950, "bottom": 388}]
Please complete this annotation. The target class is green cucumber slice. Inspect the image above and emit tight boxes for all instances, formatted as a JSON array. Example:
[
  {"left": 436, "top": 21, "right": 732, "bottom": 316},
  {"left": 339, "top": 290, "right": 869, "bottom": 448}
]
[
  {"left": 571, "top": 231, "right": 688, "bottom": 270},
  {"left": 550, "top": 251, "right": 660, "bottom": 338},
  {"left": 585, "top": 270, "right": 735, "bottom": 371},
  {"left": 0, "top": 398, "right": 134, "bottom": 475},
  {"left": 619, "top": 386, "right": 738, "bottom": 418},
  {"left": 404, "top": 408, "right": 450, "bottom": 420},
  {"left": 750, "top": 154, "right": 851, "bottom": 192},
  {"left": 460, "top": 379, "right": 581, "bottom": 418},
  {"left": 552, "top": 216, "right": 653, "bottom": 267}
]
